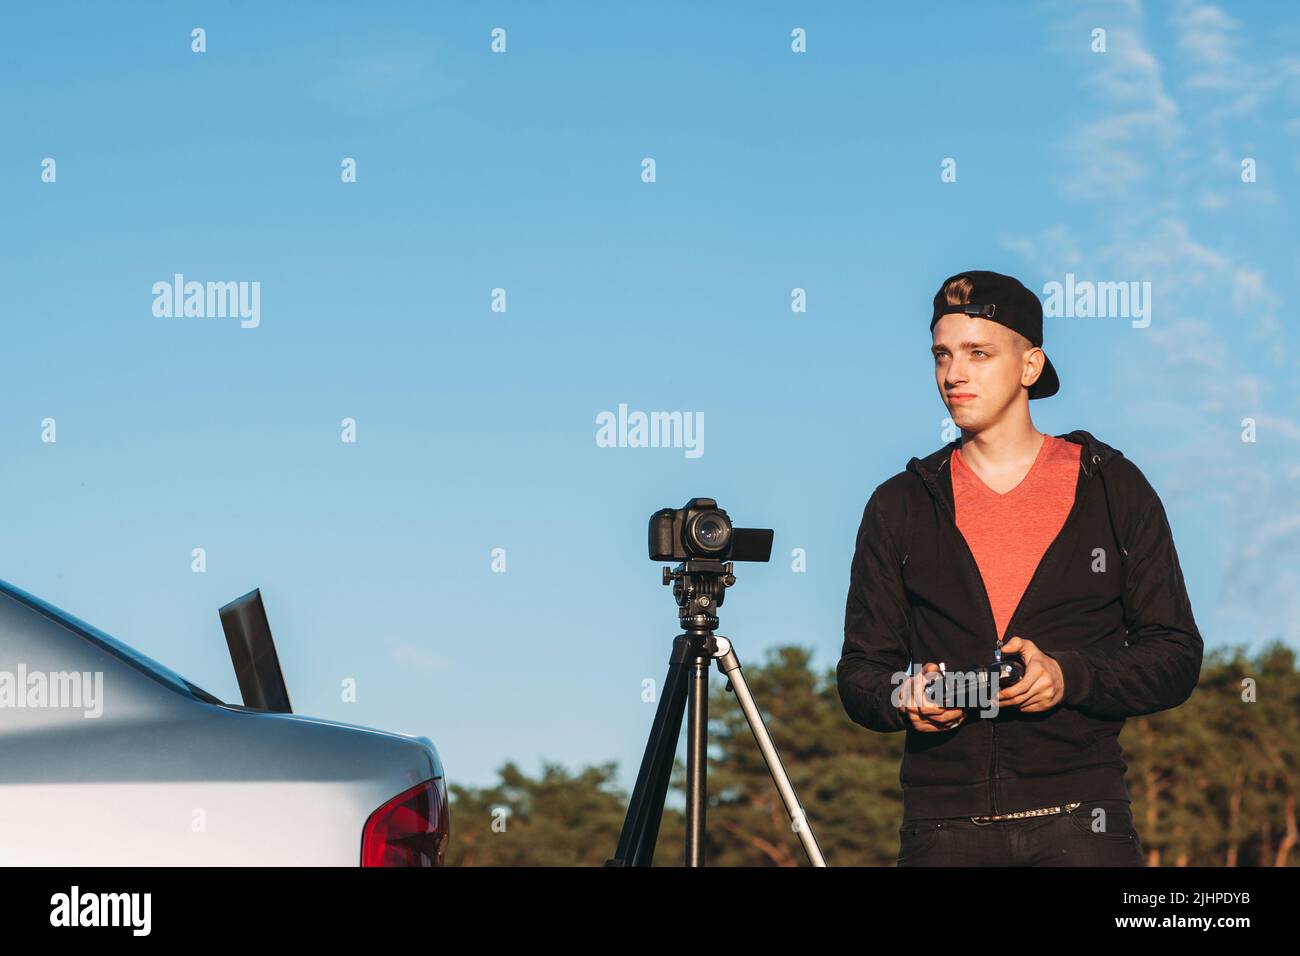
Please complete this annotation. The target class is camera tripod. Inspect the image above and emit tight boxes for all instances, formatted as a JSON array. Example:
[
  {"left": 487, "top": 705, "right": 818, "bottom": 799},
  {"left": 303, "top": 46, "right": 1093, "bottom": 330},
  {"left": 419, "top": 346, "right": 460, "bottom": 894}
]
[{"left": 606, "top": 559, "right": 826, "bottom": 867}]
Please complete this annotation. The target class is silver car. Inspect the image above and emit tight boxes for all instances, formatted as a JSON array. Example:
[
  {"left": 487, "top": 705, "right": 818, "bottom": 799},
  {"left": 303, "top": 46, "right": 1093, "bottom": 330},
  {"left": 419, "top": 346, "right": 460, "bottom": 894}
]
[{"left": 0, "top": 580, "right": 449, "bottom": 866}]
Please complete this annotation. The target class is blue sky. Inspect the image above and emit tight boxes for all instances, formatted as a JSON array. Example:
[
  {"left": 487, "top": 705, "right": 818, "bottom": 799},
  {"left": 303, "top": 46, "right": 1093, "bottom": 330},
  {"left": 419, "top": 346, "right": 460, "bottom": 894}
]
[{"left": 2, "top": 1, "right": 1298, "bottom": 792}]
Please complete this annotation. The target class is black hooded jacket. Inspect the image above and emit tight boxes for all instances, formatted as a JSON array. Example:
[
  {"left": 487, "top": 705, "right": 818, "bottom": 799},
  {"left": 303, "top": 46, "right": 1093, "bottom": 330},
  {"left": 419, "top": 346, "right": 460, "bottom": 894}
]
[{"left": 837, "top": 429, "right": 1204, "bottom": 824}]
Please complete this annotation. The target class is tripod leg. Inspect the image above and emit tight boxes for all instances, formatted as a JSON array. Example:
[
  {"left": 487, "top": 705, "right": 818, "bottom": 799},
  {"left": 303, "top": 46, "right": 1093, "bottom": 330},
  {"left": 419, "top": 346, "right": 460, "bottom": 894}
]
[
  {"left": 685, "top": 655, "right": 708, "bottom": 866},
  {"left": 713, "top": 637, "right": 828, "bottom": 867},
  {"left": 608, "top": 638, "right": 692, "bottom": 866}
]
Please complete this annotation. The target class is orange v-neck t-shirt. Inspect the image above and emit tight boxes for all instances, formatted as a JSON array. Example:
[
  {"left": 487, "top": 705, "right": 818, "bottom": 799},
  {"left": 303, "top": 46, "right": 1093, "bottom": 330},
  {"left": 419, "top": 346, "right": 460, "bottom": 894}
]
[{"left": 950, "top": 434, "right": 1082, "bottom": 643}]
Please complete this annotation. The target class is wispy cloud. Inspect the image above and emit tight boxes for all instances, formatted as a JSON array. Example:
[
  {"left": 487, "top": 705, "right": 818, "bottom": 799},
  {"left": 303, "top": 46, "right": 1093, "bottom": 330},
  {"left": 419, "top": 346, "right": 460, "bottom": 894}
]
[
  {"left": 390, "top": 644, "right": 450, "bottom": 671},
  {"left": 315, "top": 40, "right": 462, "bottom": 114},
  {"left": 1171, "top": 0, "right": 1244, "bottom": 93},
  {"left": 1169, "top": 0, "right": 1300, "bottom": 124},
  {"left": 1168, "top": 0, "right": 1296, "bottom": 206},
  {"left": 1015, "top": 0, "right": 1300, "bottom": 647},
  {"left": 1043, "top": 0, "right": 1182, "bottom": 198}
]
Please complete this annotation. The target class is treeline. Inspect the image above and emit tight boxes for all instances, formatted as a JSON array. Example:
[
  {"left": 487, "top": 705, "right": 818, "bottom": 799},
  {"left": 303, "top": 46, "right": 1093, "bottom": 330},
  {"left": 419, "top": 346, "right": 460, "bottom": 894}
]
[{"left": 447, "top": 642, "right": 1299, "bottom": 866}]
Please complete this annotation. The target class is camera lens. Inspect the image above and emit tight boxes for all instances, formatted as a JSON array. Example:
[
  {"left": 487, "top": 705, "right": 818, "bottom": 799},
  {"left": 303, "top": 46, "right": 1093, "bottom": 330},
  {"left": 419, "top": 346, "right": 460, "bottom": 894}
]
[
  {"left": 697, "top": 519, "right": 724, "bottom": 546},
  {"left": 688, "top": 511, "right": 731, "bottom": 554}
]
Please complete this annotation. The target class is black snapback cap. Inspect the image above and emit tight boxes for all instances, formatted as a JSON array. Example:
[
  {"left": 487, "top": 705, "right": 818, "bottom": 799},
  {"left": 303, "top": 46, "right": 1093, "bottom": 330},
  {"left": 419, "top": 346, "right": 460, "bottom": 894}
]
[{"left": 930, "top": 270, "right": 1058, "bottom": 400}]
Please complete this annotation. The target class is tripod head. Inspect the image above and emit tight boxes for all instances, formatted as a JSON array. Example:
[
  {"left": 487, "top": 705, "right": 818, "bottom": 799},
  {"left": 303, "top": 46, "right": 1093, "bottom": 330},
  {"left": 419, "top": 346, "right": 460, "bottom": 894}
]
[
  {"left": 650, "top": 497, "right": 772, "bottom": 635},
  {"left": 662, "top": 559, "right": 736, "bottom": 634}
]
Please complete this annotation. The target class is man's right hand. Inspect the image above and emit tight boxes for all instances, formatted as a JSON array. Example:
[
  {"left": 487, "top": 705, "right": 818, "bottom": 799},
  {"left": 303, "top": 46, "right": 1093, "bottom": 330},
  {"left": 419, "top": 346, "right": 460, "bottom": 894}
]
[{"left": 899, "top": 662, "right": 966, "bottom": 732}]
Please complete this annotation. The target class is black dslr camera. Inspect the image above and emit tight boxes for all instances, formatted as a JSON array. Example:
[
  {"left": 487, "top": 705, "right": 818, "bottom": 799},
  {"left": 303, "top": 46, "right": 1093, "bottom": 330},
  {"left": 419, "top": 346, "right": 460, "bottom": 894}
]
[
  {"left": 648, "top": 498, "right": 774, "bottom": 563},
  {"left": 933, "top": 654, "right": 1027, "bottom": 709}
]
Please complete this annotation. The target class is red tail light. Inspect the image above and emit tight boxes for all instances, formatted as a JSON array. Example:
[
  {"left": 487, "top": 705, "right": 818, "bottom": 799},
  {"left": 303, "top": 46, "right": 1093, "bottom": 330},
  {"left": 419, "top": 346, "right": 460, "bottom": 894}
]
[{"left": 361, "top": 777, "right": 449, "bottom": 866}]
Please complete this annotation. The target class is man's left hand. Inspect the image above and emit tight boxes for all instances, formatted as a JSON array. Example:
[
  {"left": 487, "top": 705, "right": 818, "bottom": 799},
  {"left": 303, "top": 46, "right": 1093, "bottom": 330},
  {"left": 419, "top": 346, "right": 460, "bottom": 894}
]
[{"left": 997, "top": 636, "right": 1066, "bottom": 712}]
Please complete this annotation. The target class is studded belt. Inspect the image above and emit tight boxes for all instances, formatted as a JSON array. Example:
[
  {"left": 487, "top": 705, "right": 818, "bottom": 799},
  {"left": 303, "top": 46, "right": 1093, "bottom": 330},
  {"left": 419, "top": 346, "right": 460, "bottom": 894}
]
[{"left": 970, "top": 802, "right": 1081, "bottom": 823}]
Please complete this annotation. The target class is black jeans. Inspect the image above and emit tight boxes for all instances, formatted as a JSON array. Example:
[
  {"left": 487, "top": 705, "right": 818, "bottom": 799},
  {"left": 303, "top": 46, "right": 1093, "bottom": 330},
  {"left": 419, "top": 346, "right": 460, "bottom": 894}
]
[{"left": 897, "top": 799, "right": 1145, "bottom": 866}]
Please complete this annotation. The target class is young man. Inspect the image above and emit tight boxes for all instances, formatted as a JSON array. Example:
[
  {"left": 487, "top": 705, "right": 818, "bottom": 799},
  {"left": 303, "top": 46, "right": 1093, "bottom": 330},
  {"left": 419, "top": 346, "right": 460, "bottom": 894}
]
[{"left": 837, "top": 269, "right": 1203, "bottom": 866}]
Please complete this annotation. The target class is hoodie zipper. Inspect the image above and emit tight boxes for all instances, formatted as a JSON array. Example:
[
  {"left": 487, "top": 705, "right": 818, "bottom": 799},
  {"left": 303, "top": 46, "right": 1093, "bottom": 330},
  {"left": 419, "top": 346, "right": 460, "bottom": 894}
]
[
  {"left": 999, "top": 453, "right": 1098, "bottom": 655},
  {"left": 917, "top": 436, "right": 1102, "bottom": 815},
  {"left": 925, "top": 456, "right": 1005, "bottom": 813}
]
